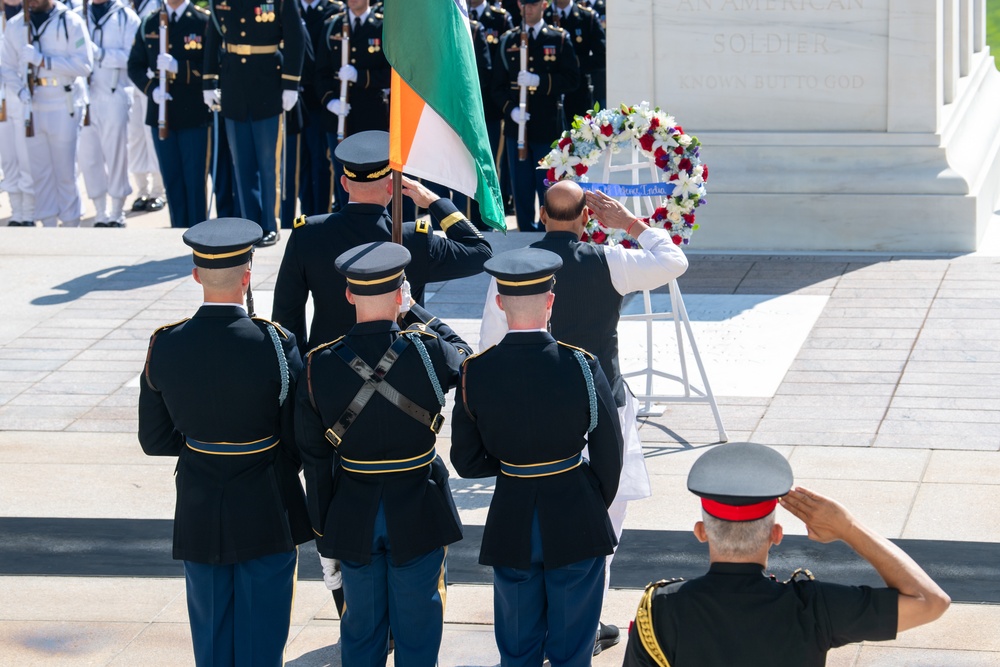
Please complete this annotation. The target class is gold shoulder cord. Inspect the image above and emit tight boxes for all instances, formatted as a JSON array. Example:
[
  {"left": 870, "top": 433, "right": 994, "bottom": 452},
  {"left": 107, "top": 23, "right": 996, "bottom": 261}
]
[{"left": 636, "top": 582, "right": 672, "bottom": 667}]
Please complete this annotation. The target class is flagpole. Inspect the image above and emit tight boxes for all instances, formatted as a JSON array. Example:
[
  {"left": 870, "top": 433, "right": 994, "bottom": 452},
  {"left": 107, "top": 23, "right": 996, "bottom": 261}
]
[{"left": 391, "top": 170, "right": 403, "bottom": 245}]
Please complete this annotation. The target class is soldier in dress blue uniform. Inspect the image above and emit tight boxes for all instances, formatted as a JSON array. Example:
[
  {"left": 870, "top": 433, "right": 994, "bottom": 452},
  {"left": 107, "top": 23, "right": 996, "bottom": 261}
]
[
  {"left": 203, "top": 0, "right": 306, "bottom": 246},
  {"left": 491, "top": 0, "right": 579, "bottom": 231},
  {"left": 544, "top": 0, "right": 604, "bottom": 124},
  {"left": 138, "top": 218, "right": 314, "bottom": 667},
  {"left": 271, "top": 130, "right": 492, "bottom": 356},
  {"left": 127, "top": 0, "right": 211, "bottom": 229},
  {"left": 451, "top": 248, "right": 624, "bottom": 667},
  {"left": 315, "top": 0, "right": 389, "bottom": 211},
  {"left": 623, "top": 442, "right": 950, "bottom": 667},
  {"left": 296, "top": 241, "right": 468, "bottom": 667}
]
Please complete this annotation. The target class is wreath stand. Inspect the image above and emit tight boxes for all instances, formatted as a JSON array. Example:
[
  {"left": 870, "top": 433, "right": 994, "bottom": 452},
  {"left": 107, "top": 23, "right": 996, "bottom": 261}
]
[{"left": 598, "top": 147, "right": 728, "bottom": 442}]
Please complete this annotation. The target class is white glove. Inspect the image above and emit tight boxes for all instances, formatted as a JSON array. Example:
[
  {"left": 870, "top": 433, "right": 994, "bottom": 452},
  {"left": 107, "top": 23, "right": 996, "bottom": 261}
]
[
  {"left": 156, "top": 53, "right": 178, "bottom": 74},
  {"left": 281, "top": 90, "right": 298, "bottom": 112},
  {"left": 22, "top": 44, "right": 43, "bottom": 67},
  {"left": 151, "top": 86, "right": 172, "bottom": 105},
  {"left": 203, "top": 89, "right": 220, "bottom": 110},
  {"left": 326, "top": 98, "right": 350, "bottom": 117},
  {"left": 338, "top": 64, "right": 358, "bottom": 83},
  {"left": 511, "top": 107, "right": 531, "bottom": 124},
  {"left": 517, "top": 70, "right": 540, "bottom": 88},
  {"left": 398, "top": 280, "right": 412, "bottom": 315},
  {"left": 18, "top": 87, "right": 30, "bottom": 104}
]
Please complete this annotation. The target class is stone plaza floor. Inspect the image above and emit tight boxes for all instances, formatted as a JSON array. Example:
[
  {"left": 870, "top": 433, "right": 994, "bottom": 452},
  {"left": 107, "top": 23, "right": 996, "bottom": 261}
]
[{"left": 1, "top": 202, "right": 999, "bottom": 665}]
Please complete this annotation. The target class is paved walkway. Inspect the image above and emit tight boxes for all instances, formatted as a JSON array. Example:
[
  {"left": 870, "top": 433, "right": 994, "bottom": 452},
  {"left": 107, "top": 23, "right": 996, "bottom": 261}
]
[{"left": 1, "top": 201, "right": 999, "bottom": 665}]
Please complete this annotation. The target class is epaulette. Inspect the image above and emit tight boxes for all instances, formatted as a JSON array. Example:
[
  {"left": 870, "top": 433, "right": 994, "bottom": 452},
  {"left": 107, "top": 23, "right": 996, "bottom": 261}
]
[
  {"left": 251, "top": 317, "right": 289, "bottom": 337},
  {"left": 783, "top": 568, "right": 815, "bottom": 584},
  {"left": 414, "top": 219, "right": 430, "bottom": 234},
  {"left": 192, "top": 4, "right": 209, "bottom": 14},
  {"left": 460, "top": 345, "right": 496, "bottom": 369},
  {"left": 151, "top": 317, "right": 190, "bottom": 337},
  {"left": 294, "top": 213, "right": 326, "bottom": 229},
  {"left": 548, "top": 24, "right": 569, "bottom": 35},
  {"left": 557, "top": 340, "right": 595, "bottom": 360},
  {"left": 635, "top": 579, "right": 684, "bottom": 667},
  {"left": 373, "top": 12, "right": 382, "bottom": 19},
  {"left": 404, "top": 323, "right": 438, "bottom": 338},
  {"left": 305, "top": 334, "right": 345, "bottom": 358}
]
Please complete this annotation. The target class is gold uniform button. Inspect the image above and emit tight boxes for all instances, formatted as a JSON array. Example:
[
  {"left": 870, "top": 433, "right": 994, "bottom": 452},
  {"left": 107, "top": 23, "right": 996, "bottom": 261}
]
[
  {"left": 240, "top": 17, "right": 245, "bottom": 22},
  {"left": 240, "top": 31, "right": 245, "bottom": 36},
  {"left": 351, "top": 47, "right": 356, "bottom": 52},
  {"left": 241, "top": 57, "right": 247, "bottom": 63}
]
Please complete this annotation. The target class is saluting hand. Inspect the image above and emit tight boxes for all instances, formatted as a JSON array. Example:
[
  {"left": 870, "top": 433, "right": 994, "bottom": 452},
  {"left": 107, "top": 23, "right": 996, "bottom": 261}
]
[
  {"left": 585, "top": 190, "right": 640, "bottom": 232},
  {"left": 399, "top": 176, "right": 440, "bottom": 209},
  {"left": 779, "top": 487, "right": 856, "bottom": 545}
]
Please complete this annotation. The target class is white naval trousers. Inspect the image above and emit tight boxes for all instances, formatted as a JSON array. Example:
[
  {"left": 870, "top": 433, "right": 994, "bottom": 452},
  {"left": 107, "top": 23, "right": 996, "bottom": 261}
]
[
  {"left": 128, "top": 90, "right": 164, "bottom": 197},
  {"left": 29, "top": 102, "right": 84, "bottom": 225},
  {"left": 79, "top": 86, "right": 134, "bottom": 206},
  {"left": 0, "top": 94, "right": 35, "bottom": 220}
]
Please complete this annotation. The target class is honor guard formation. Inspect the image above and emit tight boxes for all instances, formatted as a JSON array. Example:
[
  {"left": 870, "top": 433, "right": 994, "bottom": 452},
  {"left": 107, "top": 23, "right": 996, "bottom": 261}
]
[
  {"left": 0, "top": 0, "right": 950, "bottom": 664},
  {"left": 134, "top": 121, "right": 950, "bottom": 667},
  {"left": 2, "top": 0, "right": 605, "bottom": 232}
]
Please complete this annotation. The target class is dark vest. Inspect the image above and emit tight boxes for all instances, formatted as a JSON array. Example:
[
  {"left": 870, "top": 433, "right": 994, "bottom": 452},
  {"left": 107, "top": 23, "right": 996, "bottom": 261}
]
[{"left": 532, "top": 231, "right": 624, "bottom": 405}]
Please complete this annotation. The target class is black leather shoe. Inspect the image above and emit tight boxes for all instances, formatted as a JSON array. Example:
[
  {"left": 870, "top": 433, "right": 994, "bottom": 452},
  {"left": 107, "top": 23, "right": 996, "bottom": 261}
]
[
  {"left": 106, "top": 221, "right": 126, "bottom": 228},
  {"left": 131, "top": 196, "right": 149, "bottom": 212},
  {"left": 257, "top": 230, "right": 279, "bottom": 247},
  {"left": 93, "top": 221, "right": 108, "bottom": 227},
  {"left": 147, "top": 197, "right": 166, "bottom": 211},
  {"left": 7, "top": 220, "right": 21, "bottom": 226},
  {"left": 594, "top": 622, "right": 620, "bottom": 656}
]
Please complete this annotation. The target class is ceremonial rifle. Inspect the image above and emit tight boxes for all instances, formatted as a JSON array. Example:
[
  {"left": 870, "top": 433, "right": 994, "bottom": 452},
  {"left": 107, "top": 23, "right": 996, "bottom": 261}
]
[
  {"left": 81, "top": 0, "right": 91, "bottom": 125},
  {"left": 157, "top": 3, "right": 168, "bottom": 139},
  {"left": 516, "top": 16, "right": 528, "bottom": 161},
  {"left": 24, "top": 14, "right": 34, "bottom": 137},
  {"left": 336, "top": 13, "right": 349, "bottom": 142}
]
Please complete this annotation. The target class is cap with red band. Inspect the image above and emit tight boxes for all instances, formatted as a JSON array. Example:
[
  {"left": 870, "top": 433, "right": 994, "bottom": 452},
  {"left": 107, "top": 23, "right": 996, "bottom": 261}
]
[{"left": 687, "top": 442, "right": 793, "bottom": 523}]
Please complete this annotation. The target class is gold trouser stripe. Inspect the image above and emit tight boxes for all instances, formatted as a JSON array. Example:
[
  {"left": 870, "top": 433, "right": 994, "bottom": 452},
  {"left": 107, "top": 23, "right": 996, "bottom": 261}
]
[
  {"left": 437, "top": 545, "right": 448, "bottom": 617},
  {"left": 439, "top": 211, "right": 465, "bottom": 232},
  {"left": 273, "top": 113, "right": 284, "bottom": 221}
]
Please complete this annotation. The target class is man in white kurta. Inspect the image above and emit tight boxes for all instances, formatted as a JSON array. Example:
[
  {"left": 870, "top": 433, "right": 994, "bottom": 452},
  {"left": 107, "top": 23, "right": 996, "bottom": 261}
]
[{"left": 479, "top": 181, "right": 688, "bottom": 655}]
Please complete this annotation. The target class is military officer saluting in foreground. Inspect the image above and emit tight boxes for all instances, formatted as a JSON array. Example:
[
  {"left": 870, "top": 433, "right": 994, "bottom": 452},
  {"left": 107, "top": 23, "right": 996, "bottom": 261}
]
[
  {"left": 127, "top": 0, "right": 212, "bottom": 229},
  {"left": 272, "top": 130, "right": 492, "bottom": 356},
  {"left": 138, "top": 218, "right": 313, "bottom": 666},
  {"left": 296, "top": 242, "right": 467, "bottom": 667},
  {"left": 203, "top": 0, "right": 306, "bottom": 246},
  {"left": 623, "top": 442, "right": 950, "bottom": 667},
  {"left": 451, "top": 248, "right": 623, "bottom": 667}
]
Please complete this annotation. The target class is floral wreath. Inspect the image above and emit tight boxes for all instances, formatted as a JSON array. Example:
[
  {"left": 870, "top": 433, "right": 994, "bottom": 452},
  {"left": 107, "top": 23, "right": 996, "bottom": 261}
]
[{"left": 539, "top": 101, "right": 708, "bottom": 247}]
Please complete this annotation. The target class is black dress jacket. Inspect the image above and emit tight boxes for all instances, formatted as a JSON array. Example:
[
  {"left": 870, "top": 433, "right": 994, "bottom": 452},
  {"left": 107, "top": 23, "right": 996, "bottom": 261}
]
[
  {"left": 623, "top": 562, "right": 899, "bottom": 667},
  {"left": 271, "top": 200, "right": 491, "bottom": 355},
  {"left": 295, "top": 308, "right": 469, "bottom": 565},
  {"left": 138, "top": 305, "right": 313, "bottom": 564},
  {"left": 451, "top": 331, "right": 623, "bottom": 569},
  {"left": 128, "top": 5, "right": 212, "bottom": 130}
]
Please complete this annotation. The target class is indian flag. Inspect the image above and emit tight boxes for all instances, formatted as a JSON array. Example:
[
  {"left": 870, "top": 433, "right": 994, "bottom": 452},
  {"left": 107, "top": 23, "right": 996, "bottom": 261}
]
[{"left": 383, "top": 0, "right": 506, "bottom": 232}]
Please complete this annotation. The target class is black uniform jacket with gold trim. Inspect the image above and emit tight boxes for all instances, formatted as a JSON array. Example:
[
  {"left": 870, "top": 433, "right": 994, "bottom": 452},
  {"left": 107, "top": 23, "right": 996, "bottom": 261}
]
[
  {"left": 622, "top": 562, "right": 899, "bottom": 667},
  {"left": 203, "top": 0, "right": 307, "bottom": 122},
  {"left": 128, "top": 5, "right": 212, "bottom": 130},
  {"left": 470, "top": 3, "right": 513, "bottom": 121},
  {"left": 315, "top": 10, "right": 389, "bottom": 134},
  {"left": 271, "top": 199, "right": 491, "bottom": 356},
  {"left": 138, "top": 305, "right": 313, "bottom": 564},
  {"left": 450, "top": 331, "right": 623, "bottom": 570},
  {"left": 491, "top": 23, "right": 579, "bottom": 143},
  {"left": 543, "top": 2, "right": 605, "bottom": 74},
  {"left": 299, "top": 0, "right": 342, "bottom": 111},
  {"left": 295, "top": 307, "right": 469, "bottom": 565}
]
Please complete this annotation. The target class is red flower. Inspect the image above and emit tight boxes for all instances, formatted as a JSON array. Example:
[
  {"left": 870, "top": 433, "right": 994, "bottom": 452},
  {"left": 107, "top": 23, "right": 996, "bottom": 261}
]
[
  {"left": 558, "top": 136, "right": 572, "bottom": 150},
  {"left": 620, "top": 239, "right": 633, "bottom": 248},
  {"left": 639, "top": 133, "right": 655, "bottom": 152},
  {"left": 580, "top": 232, "right": 590, "bottom": 242},
  {"left": 592, "top": 229, "right": 608, "bottom": 244},
  {"left": 547, "top": 168, "right": 556, "bottom": 182},
  {"left": 653, "top": 207, "right": 667, "bottom": 219},
  {"left": 655, "top": 153, "right": 671, "bottom": 170},
  {"left": 674, "top": 146, "right": 684, "bottom": 155},
  {"left": 679, "top": 158, "right": 692, "bottom": 172},
  {"left": 600, "top": 124, "right": 614, "bottom": 137},
  {"left": 650, "top": 117, "right": 660, "bottom": 130},
  {"left": 671, "top": 235, "right": 683, "bottom": 246},
  {"left": 682, "top": 213, "right": 695, "bottom": 225},
  {"left": 674, "top": 126, "right": 683, "bottom": 134},
  {"left": 702, "top": 165, "right": 709, "bottom": 181},
  {"left": 574, "top": 163, "right": 588, "bottom": 176},
  {"left": 654, "top": 146, "right": 667, "bottom": 159},
  {"left": 668, "top": 173, "right": 679, "bottom": 181}
]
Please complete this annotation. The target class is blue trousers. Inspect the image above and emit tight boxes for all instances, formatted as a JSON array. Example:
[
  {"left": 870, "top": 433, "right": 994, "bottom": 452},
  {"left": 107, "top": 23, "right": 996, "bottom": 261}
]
[
  {"left": 212, "top": 114, "right": 241, "bottom": 218},
  {"left": 299, "top": 105, "right": 333, "bottom": 216},
  {"left": 493, "top": 516, "right": 605, "bottom": 667},
  {"left": 184, "top": 549, "right": 297, "bottom": 667},
  {"left": 505, "top": 137, "right": 550, "bottom": 231},
  {"left": 341, "top": 502, "right": 447, "bottom": 667},
  {"left": 226, "top": 115, "right": 281, "bottom": 234},
  {"left": 152, "top": 125, "right": 208, "bottom": 229},
  {"left": 279, "top": 130, "right": 300, "bottom": 229}
]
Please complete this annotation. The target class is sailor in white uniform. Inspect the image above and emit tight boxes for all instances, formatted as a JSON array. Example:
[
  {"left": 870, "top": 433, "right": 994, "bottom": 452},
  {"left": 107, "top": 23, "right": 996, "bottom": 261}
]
[{"left": 1, "top": 0, "right": 37, "bottom": 226}]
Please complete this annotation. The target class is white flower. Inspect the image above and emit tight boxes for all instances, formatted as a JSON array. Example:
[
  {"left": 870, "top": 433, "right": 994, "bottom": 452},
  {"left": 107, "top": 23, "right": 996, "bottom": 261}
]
[
  {"left": 677, "top": 134, "right": 692, "bottom": 147},
  {"left": 672, "top": 170, "right": 705, "bottom": 199}
]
